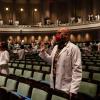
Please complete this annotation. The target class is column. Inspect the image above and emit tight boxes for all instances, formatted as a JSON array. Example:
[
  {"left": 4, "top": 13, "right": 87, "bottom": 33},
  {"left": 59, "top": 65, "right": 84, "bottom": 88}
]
[
  {"left": 40, "top": 0, "right": 51, "bottom": 24},
  {"left": 12, "top": 0, "right": 17, "bottom": 24},
  {"left": 26, "top": 0, "right": 31, "bottom": 24},
  {"left": 0, "top": 0, "right": 3, "bottom": 19}
]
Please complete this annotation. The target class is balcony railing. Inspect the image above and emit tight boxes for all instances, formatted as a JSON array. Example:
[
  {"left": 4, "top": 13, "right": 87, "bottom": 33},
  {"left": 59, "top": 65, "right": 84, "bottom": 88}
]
[{"left": 0, "top": 21, "right": 100, "bottom": 32}]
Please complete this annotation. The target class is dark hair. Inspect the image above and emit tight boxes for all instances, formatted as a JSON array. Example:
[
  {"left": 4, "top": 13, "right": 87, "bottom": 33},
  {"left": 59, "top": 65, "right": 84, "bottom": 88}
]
[
  {"left": 0, "top": 42, "right": 8, "bottom": 50},
  {"left": 20, "top": 45, "right": 24, "bottom": 49}
]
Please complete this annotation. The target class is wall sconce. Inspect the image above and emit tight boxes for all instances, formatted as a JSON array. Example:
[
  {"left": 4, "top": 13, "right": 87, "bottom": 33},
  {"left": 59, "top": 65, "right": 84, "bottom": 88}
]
[
  {"left": 5, "top": 7, "right": 9, "bottom": 11},
  {"left": 20, "top": 8, "right": 24, "bottom": 12},
  {"left": 34, "top": 8, "right": 38, "bottom": 12}
]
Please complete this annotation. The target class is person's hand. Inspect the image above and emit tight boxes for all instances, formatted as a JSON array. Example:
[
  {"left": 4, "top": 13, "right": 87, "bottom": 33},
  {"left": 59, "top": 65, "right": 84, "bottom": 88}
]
[
  {"left": 40, "top": 42, "right": 46, "bottom": 53},
  {"left": 40, "top": 46, "right": 45, "bottom": 52},
  {"left": 55, "top": 33, "right": 62, "bottom": 43}
]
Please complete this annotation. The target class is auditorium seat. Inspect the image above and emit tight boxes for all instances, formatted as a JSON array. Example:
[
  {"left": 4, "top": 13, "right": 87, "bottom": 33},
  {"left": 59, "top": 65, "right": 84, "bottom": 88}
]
[
  {"left": 9, "top": 68, "right": 15, "bottom": 74},
  {"left": 92, "top": 73, "right": 100, "bottom": 82},
  {"left": 88, "top": 66, "right": 100, "bottom": 72},
  {"left": 16, "top": 82, "right": 30, "bottom": 97},
  {"left": 25, "top": 64, "right": 33, "bottom": 69},
  {"left": 0, "top": 75, "right": 6, "bottom": 86},
  {"left": 45, "top": 74, "right": 50, "bottom": 82},
  {"left": 12, "top": 62, "right": 18, "bottom": 68},
  {"left": 14, "top": 69, "right": 23, "bottom": 76},
  {"left": 79, "top": 81, "right": 97, "bottom": 98},
  {"left": 18, "top": 63, "right": 25, "bottom": 68},
  {"left": 51, "top": 95, "right": 67, "bottom": 100},
  {"left": 42, "top": 66, "right": 50, "bottom": 72},
  {"left": 23, "top": 70, "right": 32, "bottom": 78},
  {"left": 33, "top": 65, "right": 41, "bottom": 70},
  {"left": 40, "top": 74, "right": 50, "bottom": 85},
  {"left": 8, "top": 62, "right": 12, "bottom": 67},
  {"left": 31, "top": 88, "right": 48, "bottom": 100},
  {"left": 10, "top": 82, "right": 31, "bottom": 100},
  {"left": 0, "top": 78, "right": 17, "bottom": 91},
  {"left": 32, "top": 72, "right": 43, "bottom": 81},
  {"left": 82, "top": 71, "right": 90, "bottom": 80}
]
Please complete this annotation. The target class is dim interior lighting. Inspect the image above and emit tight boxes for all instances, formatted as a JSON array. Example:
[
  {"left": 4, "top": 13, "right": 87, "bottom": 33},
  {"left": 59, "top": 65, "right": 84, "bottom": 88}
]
[
  {"left": 5, "top": 7, "right": 9, "bottom": 11},
  {"left": 34, "top": 8, "right": 38, "bottom": 12},
  {"left": 20, "top": 8, "right": 24, "bottom": 12}
]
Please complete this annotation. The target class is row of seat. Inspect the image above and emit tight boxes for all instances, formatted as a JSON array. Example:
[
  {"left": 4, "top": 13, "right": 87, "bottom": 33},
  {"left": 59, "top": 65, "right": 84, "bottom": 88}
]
[
  {"left": 9, "top": 66, "right": 100, "bottom": 85},
  {"left": 82, "top": 71, "right": 100, "bottom": 83},
  {"left": 0, "top": 74, "right": 68, "bottom": 100},
  {"left": 8, "top": 61, "right": 51, "bottom": 73},
  {"left": 0, "top": 73, "right": 100, "bottom": 100},
  {"left": 82, "top": 65, "right": 100, "bottom": 72},
  {"left": 81, "top": 53, "right": 100, "bottom": 99},
  {"left": 7, "top": 53, "right": 100, "bottom": 100},
  {"left": 8, "top": 67, "right": 100, "bottom": 100},
  {"left": 83, "top": 60, "right": 100, "bottom": 67},
  {"left": 9, "top": 67, "right": 50, "bottom": 83}
]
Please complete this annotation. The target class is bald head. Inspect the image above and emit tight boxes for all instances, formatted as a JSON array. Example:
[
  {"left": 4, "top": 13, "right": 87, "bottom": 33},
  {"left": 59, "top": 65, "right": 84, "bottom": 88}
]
[
  {"left": 57, "top": 27, "right": 70, "bottom": 34},
  {"left": 57, "top": 27, "right": 71, "bottom": 41}
]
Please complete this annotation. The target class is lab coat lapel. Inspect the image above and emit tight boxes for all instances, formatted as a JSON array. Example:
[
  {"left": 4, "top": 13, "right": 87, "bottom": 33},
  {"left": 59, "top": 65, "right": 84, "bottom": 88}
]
[
  {"left": 52, "top": 45, "right": 58, "bottom": 59},
  {"left": 59, "top": 41, "right": 70, "bottom": 56}
]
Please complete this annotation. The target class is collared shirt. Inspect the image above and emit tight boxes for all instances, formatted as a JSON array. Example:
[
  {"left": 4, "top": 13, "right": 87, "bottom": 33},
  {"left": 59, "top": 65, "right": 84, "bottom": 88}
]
[
  {"left": 53, "top": 42, "right": 68, "bottom": 76},
  {"left": 53, "top": 49, "right": 60, "bottom": 76}
]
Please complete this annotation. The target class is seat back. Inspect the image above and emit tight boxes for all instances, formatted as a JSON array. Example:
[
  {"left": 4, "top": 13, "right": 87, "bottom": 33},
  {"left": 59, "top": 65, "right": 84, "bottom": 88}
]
[
  {"left": 82, "top": 71, "right": 89, "bottom": 79},
  {"left": 15, "top": 69, "right": 22, "bottom": 76},
  {"left": 9, "top": 68, "right": 14, "bottom": 74},
  {"left": 79, "top": 81, "right": 97, "bottom": 97},
  {"left": 31, "top": 88, "right": 48, "bottom": 100},
  {"left": 17, "top": 82, "right": 30, "bottom": 97},
  {"left": 25, "top": 64, "right": 32, "bottom": 69},
  {"left": 93, "top": 73, "right": 100, "bottom": 82},
  {"left": 33, "top": 65, "right": 40, "bottom": 70},
  {"left": 33, "top": 72, "right": 43, "bottom": 81},
  {"left": 6, "top": 79, "right": 17, "bottom": 90},
  {"left": 42, "top": 66, "right": 50, "bottom": 72},
  {"left": 51, "top": 95, "right": 68, "bottom": 100},
  {"left": 44, "top": 74, "right": 50, "bottom": 84},
  {"left": 18, "top": 63, "right": 25, "bottom": 68},
  {"left": 0, "top": 75, "right": 6, "bottom": 86},
  {"left": 23, "top": 70, "right": 32, "bottom": 78},
  {"left": 12, "top": 63, "right": 18, "bottom": 67}
]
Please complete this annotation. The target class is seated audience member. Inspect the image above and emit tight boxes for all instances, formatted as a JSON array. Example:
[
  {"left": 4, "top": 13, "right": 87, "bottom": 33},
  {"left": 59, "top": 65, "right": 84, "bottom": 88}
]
[{"left": 17, "top": 45, "right": 25, "bottom": 60}]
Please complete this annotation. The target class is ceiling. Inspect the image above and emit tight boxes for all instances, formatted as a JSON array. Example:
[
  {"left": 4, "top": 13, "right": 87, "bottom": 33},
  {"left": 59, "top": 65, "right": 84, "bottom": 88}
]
[
  {"left": 1, "top": 0, "right": 69, "bottom": 4},
  {"left": 1, "top": 0, "right": 41, "bottom": 4}
]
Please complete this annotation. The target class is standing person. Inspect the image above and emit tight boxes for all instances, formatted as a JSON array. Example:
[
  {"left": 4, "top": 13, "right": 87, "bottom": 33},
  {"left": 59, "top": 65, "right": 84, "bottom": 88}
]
[
  {"left": 17, "top": 45, "right": 25, "bottom": 60},
  {"left": 39, "top": 27, "right": 82, "bottom": 100},
  {"left": 0, "top": 41, "right": 10, "bottom": 74}
]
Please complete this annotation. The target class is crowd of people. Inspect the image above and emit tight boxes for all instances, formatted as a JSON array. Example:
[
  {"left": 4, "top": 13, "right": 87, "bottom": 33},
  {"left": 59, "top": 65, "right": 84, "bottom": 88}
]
[{"left": 0, "top": 13, "right": 100, "bottom": 26}]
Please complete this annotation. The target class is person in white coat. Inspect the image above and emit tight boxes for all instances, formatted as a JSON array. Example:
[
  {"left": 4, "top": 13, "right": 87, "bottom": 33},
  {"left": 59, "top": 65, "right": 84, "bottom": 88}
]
[
  {"left": 0, "top": 42, "right": 10, "bottom": 74},
  {"left": 39, "top": 27, "right": 82, "bottom": 100}
]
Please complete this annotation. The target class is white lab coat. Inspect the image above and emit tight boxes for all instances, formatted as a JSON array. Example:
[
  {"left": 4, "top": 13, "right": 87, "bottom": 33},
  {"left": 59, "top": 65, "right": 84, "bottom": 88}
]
[
  {"left": 39, "top": 41, "right": 82, "bottom": 94},
  {"left": 0, "top": 50, "right": 9, "bottom": 74}
]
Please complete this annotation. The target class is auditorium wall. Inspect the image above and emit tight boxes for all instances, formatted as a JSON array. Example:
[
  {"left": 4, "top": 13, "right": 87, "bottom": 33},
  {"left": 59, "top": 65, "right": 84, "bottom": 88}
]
[
  {"left": 0, "top": 30, "right": 99, "bottom": 43},
  {"left": 0, "top": 0, "right": 100, "bottom": 25}
]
